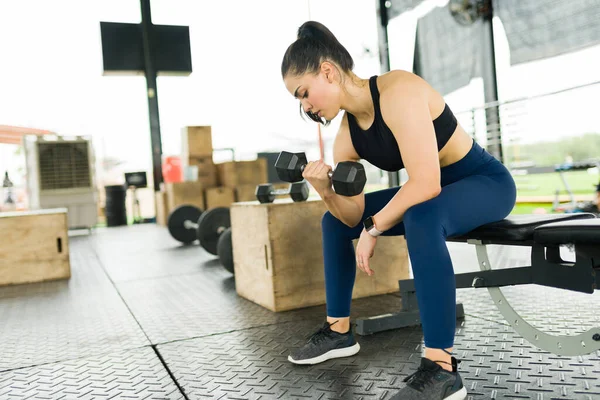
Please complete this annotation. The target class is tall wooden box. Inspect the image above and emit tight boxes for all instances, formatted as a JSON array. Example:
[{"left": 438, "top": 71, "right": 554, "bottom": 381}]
[
  {"left": 0, "top": 208, "right": 71, "bottom": 286},
  {"left": 182, "top": 126, "right": 213, "bottom": 157},
  {"left": 230, "top": 199, "right": 409, "bottom": 312}
]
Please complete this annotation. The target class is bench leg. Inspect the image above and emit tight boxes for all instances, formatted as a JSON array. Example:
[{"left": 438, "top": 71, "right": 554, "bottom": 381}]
[{"left": 475, "top": 243, "right": 600, "bottom": 356}]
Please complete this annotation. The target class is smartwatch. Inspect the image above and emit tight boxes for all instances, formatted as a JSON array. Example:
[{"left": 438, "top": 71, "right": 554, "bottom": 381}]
[{"left": 363, "top": 216, "right": 383, "bottom": 237}]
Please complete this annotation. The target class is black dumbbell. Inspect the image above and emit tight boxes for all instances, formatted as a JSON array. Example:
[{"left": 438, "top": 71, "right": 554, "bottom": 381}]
[
  {"left": 255, "top": 181, "right": 310, "bottom": 204},
  {"left": 275, "top": 151, "right": 366, "bottom": 196},
  {"left": 167, "top": 205, "right": 203, "bottom": 244}
]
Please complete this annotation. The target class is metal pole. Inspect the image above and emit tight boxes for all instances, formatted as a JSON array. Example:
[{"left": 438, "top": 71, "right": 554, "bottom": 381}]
[
  {"left": 140, "top": 0, "right": 164, "bottom": 192},
  {"left": 376, "top": 0, "right": 401, "bottom": 188},
  {"left": 481, "top": 0, "right": 503, "bottom": 162}
]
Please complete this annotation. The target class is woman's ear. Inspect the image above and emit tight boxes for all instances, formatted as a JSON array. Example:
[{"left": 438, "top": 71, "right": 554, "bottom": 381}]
[{"left": 320, "top": 62, "right": 335, "bottom": 83}]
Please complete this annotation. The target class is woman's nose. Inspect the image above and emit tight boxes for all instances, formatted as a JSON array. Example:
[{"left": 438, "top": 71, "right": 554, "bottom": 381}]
[{"left": 301, "top": 99, "right": 312, "bottom": 112}]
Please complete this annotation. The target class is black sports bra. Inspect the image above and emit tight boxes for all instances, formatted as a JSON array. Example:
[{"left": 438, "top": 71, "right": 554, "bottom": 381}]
[{"left": 346, "top": 75, "right": 457, "bottom": 172}]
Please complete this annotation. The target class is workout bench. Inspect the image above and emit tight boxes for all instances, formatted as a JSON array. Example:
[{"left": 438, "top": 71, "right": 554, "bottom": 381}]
[{"left": 356, "top": 213, "right": 600, "bottom": 356}]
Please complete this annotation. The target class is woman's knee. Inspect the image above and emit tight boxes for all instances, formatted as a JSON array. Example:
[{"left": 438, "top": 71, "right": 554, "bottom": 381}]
[
  {"left": 403, "top": 200, "right": 444, "bottom": 234},
  {"left": 321, "top": 211, "right": 348, "bottom": 233}
]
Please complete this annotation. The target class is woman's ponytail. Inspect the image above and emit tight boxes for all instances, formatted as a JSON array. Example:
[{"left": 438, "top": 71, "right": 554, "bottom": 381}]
[{"left": 281, "top": 21, "right": 354, "bottom": 78}]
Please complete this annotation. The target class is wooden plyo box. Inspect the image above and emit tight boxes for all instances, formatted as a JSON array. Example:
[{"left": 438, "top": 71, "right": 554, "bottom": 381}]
[
  {"left": 205, "top": 186, "right": 236, "bottom": 209},
  {"left": 182, "top": 126, "right": 212, "bottom": 157},
  {"left": 217, "top": 159, "right": 268, "bottom": 188},
  {"left": 165, "top": 182, "right": 206, "bottom": 212},
  {"left": 230, "top": 198, "right": 409, "bottom": 312},
  {"left": 0, "top": 208, "right": 71, "bottom": 286},
  {"left": 187, "top": 156, "right": 218, "bottom": 188},
  {"left": 155, "top": 190, "right": 169, "bottom": 226}
]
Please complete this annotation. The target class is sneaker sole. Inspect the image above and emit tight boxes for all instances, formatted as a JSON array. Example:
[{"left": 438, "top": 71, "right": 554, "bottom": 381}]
[
  {"left": 288, "top": 342, "right": 361, "bottom": 365},
  {"left": 445, "top": 386, "right": 468, "bottom": 400}
]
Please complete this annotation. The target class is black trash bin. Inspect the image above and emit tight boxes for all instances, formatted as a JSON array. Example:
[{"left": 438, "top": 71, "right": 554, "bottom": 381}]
[{"left": 105, "top": 185, "right": 127, "bottom": 227}]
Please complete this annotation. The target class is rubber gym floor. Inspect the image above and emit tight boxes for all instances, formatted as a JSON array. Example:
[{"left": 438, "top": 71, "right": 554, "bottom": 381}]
[{"left": 1, "top": 224, "right": 598, "bottom": 399}]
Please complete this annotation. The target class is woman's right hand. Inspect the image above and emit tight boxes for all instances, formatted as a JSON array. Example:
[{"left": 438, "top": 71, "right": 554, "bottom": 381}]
[{"left": 302, "top": 160, "right": 333, "bottom": 195}]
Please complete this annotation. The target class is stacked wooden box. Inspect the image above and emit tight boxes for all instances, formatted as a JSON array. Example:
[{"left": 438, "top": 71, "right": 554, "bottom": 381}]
[
  {"left": 182, "top": 126, "right": 219, "bottom": 190},
  {"left": 217, "top": 160, "right": 268, "bottom": 203},
  {"left": 156, "top": 125, "right": 273, "bottom": 225}
]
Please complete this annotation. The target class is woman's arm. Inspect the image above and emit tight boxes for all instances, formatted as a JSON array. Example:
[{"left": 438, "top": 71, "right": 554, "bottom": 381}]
[
  {"left": 372, "top": 75, "right": 442, "bottom": 232},
  {"left": 320, "top": 114, "right": 365, "bottom": 227}
]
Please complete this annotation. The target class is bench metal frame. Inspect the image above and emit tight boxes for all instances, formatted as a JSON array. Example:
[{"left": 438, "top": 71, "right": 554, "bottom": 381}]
[{"left": 356, "top": 238, "right": 600, "bottom": 356}]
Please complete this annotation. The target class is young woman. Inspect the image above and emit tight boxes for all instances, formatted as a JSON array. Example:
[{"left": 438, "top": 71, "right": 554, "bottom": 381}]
[{"left": 281, "top": 21, "right": 516, "bottom": 399}]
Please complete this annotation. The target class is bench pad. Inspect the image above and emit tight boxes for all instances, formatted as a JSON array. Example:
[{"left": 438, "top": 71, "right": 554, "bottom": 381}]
[
  {"left": 449, "top": 213, "right": 596, "bottom": 242},
  {"left": 534, "top": 218, "right": 600, "bottom": 245}
]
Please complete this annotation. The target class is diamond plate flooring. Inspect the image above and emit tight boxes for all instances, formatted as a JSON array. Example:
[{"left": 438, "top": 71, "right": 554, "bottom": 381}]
[
  {"left": 114, "top": 252, "right": 404, "bottom": 344},
  {"left": 0, "top": 223, "right": 598, "bottom": 399},
  {"left": 157, "top": 319, "right": 600, "bottom": 399},
  {"left": 0, "top": 347, "right": 183, "bottom": 399},
  {"left": 0, "top": 238, "right": 149, "bottom": 371},
  {"left": 89, "top": 224, "right": 215, "bottom": 283}
]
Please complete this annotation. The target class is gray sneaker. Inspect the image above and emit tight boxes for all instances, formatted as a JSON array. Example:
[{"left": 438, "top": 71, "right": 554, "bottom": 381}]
[
  {"left": 390, "top": 357, "right": 467, "bottom": 400},
  {"left": 288, "top": 322, "right": 361, "bottom": 365}
]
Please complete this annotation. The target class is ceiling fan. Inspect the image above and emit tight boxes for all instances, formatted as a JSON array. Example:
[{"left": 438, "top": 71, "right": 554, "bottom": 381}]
[{"left": 448, "top": 0, "right": 491, "bottom": 26}]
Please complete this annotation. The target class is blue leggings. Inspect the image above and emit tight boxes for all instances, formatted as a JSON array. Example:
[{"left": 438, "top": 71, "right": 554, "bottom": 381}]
[{"left": 322, "top": 141, "right": 516, "bottom": 349}]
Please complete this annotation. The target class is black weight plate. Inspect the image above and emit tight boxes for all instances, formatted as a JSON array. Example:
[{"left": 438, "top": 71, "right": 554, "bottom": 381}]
[
  {"left": 256, "top": 184, "right": 275, "bottom": 203},
  {"left": 217, "top": 227, "right": 234, "bottom": 274},
  {"left": 197, "top": 207, "right": 231, "bottom": 255},
  {"left": 331, "top": 161, "right": 367, "bottom": 196},
  {"left": 167, "top": 205, "right": 203, "bottom": 244},
  {"left": 290, "top": 181, "right": 309, "bottom": 202},
  {"left": 275, "top": 151, "right": 308, "bottom": 182}
]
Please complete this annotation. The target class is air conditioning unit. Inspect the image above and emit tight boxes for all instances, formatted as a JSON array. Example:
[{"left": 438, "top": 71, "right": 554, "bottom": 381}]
[{"left": 23, "top": 135, "right": 98, "bottom": 229}]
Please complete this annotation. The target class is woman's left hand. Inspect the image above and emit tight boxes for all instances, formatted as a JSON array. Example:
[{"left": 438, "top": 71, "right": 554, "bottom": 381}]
[{"left": 356, "top": 229, "right": 378, "bottom": 276}]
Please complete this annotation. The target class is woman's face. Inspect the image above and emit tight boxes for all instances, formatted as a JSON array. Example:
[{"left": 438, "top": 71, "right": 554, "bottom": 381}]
[{"left": 284, "top": 64, "right": 341, "bottom": 122}]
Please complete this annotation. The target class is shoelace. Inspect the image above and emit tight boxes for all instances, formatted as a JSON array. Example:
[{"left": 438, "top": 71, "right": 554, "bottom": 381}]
[
  {"left": 307, "top": 322, "right": 338, "bottom": 344},
  {"left": 402, "top": 366, "right": 435, "bottom": 390},
  {"left": 403, "top": 358, "right": 459, "bottom": 391}
]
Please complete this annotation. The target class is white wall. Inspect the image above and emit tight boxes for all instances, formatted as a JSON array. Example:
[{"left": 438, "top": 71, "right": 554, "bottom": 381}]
[{"left": 0, "top": 0, "right": 383, "bottom": 188}]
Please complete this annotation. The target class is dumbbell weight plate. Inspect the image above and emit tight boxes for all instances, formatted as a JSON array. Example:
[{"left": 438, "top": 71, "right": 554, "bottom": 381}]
[
  {"left": 255, "top": 184, "right": 275, "bottom": 203},
  {"left": 275, "top": 151, "right": 308, "bottom": 182},
  {"left": 290, "top": 181, "right": 310, "bottom": 202},
  {"left": 332, "top": 161, "right": 367, "bottom": 196},
  {"left": 167, "top": 205, "right": 203, "bottom": 244},
  {"left": 217, "top": 227, "right": 234, "bottom": 274},
  {"left": 197, "top": 207, "right": 231, "bottom": 255}
]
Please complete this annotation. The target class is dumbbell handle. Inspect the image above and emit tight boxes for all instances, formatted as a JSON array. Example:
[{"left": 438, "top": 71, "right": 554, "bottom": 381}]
[
  {"left": 270, "top": 188, "right": 294, "bottom": 196},
  {"left": 185, "top": 219, "right": 226, "bottom": 235},
  {"left": 183, "top": 220, "right": 199, "bottom": 230},
  {"left": 299, "top": 164, "right": 334, "bottom": 179}
]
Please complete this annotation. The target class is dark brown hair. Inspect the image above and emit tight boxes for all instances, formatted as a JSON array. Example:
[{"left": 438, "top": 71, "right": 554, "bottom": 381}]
[{"left": 281, "top": 21, "right": 354, "bottom": 124}]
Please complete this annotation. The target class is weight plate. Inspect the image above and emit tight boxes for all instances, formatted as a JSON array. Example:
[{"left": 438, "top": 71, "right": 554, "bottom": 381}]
[
  {"left": 167, "top": 205, "right": 203, "bottom": 244},
  {"left": 217, "top": 227, "right": 234, "bottom": 274},
  {"left": 275, "top": 151, "right": 308, "bottom": 182},
  {"left": 331, "top": 161, "right": 367, "bottom": 196},
  {"left": 197, "top": 207, "right": 231, "bottom": 255},
  {"left": 256, "top": 184, "right": 275, "bottom": 203}
]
